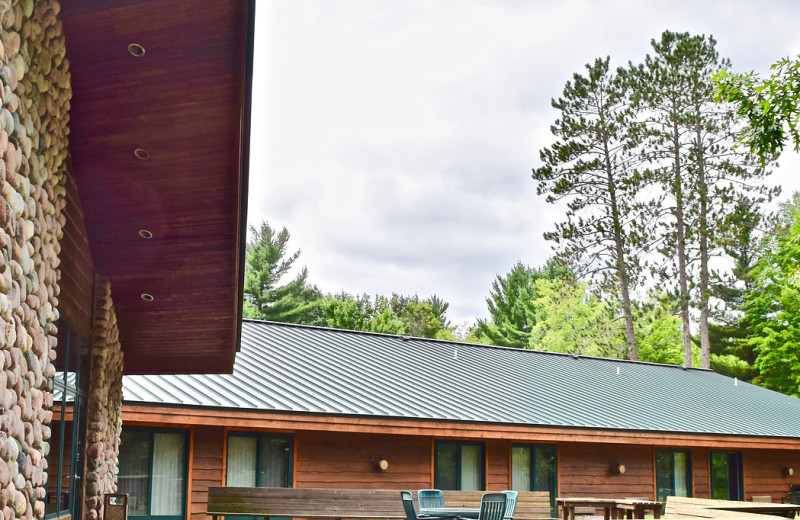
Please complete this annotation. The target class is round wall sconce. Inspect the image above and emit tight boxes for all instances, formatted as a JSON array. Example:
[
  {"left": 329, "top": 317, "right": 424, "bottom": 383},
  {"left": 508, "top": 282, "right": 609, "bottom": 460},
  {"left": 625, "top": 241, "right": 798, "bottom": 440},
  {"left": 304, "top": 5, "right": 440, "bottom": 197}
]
[
  {"left": 128, "top": 43, "right": 146, "bottom": 57},
  {"left": 141, "top": 293, "right": 154, "bottom": 302},
  {"left": 371, "top": 456, "right": 389, "bottom": 472},
  {"left": 783, "top": 466, "right": 794, "bottom": 477},
  {"left": 134, "top": 148, "right": 150, "bottom": 160},
  {"left": 612, "top": 463, "right": 626, "bottom": 475},
  {"left": 138, "top": 229, "right": 153, "bottom": 239}
]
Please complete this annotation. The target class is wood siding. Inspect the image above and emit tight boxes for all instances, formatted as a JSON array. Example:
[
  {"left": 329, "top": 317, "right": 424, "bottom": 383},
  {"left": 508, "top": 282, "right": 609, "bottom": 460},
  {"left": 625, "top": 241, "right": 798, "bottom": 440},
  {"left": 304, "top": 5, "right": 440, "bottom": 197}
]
[
  {"left": 190, "top": 426, "right": 225, "bottom": 520},
  {"left": 743, "top": 449, "right": 800, "bottom": 501},
  {"left": 294, "top": 431, "right": 431, "bottom": 489},
  {"left": 59, "top": 169, "right": 95, "bottom": 336},
  {"left": 559, "top": 443, "right": 655, "bottom": 499},
  {"left": 692, "top": 447, "right": 711, "bottom": 498}
]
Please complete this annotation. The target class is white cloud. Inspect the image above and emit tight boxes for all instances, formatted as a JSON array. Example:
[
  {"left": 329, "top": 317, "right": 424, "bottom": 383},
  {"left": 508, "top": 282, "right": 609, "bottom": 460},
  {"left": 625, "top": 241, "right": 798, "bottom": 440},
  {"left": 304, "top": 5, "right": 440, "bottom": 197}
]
[{"left": 249, "top": 0, "right": 800, "bottom": 324}]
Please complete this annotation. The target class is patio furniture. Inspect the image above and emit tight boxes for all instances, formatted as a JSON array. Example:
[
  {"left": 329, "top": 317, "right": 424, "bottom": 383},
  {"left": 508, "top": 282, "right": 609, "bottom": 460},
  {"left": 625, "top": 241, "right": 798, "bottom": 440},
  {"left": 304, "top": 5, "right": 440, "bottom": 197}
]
[
  {"left": 403, "top": 491, "right": 437, "bottom": 520},
  {"left": 419, "top": 490, "right": 446, "bottom": 509},
  {"left": 752, "top": 495, "right": 773, "bottom": 503},
  {"left": 783, "top": 491, "right": 800, "bottom": 504},
  {"left": 477, "top": 493, "right": 507, "bottom": 520},
  {"left": 613, "top": 498, "right": 664, "bottom": 519},
  {"left": 501, "top": 491, "right": 518, "bottom": 520}
]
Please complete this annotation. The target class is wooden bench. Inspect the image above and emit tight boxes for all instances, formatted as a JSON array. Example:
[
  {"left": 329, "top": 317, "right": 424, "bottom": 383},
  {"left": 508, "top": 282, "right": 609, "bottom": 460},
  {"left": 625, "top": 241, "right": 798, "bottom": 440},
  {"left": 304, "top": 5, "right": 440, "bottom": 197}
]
[{"left": 206, "top": 487, "right": 552, "bottom": 520}]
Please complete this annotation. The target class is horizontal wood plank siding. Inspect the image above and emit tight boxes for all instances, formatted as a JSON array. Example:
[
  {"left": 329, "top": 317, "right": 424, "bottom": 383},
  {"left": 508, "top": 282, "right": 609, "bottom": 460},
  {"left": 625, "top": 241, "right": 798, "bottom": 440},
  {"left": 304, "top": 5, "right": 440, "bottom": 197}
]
[
  {"left": 743, "top": 449, "right": 800, "bottom": 501},
  {"left": 692, "top": 447, "right": 710, "bottom": 499},
  {"left": 487, "top": 439, "right": 509, "bottom": 490},
  {"left": 58, "top": 170, "right": 95, "bottom": 336},
  {"left": 191, "top": 426, "right": 225, "bottom": 520},
  {"left": 559, "top": 443, "right": 654, "bottom": 499},
  {"left": 295, "top": 431, "right": 431, "bottom": 489}
]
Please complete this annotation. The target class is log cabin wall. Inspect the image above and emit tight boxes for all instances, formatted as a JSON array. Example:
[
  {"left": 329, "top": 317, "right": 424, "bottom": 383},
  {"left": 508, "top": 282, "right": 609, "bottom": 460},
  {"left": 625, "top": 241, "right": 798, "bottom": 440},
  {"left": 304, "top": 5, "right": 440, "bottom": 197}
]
[
  {"left": 558, "top": 443, "right": 655, "bottom": 499},
  {"left": 743, "top": 449, "right": 800, "bottom": 501},
  {"left": 294, "top": 431, "right": 432, "bottom": 489},
  {"left": 486, "top": 439, "right": 509, "bottom": 490},
  {"left": 190, "top": 426, "right": 225, "bottom": 520},
  {"left": 57, "top": 169, "right": 94, "bottom": 337},
  {"left": 691, "top": 447, "right": 710, "bottom": 498}
]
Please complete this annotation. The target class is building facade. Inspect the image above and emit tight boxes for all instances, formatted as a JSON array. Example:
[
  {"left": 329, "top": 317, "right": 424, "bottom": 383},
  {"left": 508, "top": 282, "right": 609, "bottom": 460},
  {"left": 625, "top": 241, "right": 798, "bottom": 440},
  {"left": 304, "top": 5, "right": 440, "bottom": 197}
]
[{"left": 121, "top": 321, "right": 800, "bottom": 519}]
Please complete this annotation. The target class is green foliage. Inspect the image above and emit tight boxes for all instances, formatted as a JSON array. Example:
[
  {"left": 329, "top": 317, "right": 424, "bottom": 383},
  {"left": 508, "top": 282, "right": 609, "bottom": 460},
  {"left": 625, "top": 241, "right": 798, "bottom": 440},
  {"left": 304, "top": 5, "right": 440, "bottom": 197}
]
[
  {"left": 321, "top": 292, "right": 454, "bottom": 339},
  {"left": 743, "top": 194, "right": 800, "bottom": 396},
  {"left": 533, "top": 56, "right": 651, "bottom": 359},
  {"left": 714, "top": 56, "right": 800, "bottom": 162},
  {"left": 243, "top": 221, "right": 322, "bottom": 323},
  {"left": 477, "top": 259, "right": 571, "bottom": 347},
  {"left": 528, "top": 277, "right": 626, "bottom": 358}
]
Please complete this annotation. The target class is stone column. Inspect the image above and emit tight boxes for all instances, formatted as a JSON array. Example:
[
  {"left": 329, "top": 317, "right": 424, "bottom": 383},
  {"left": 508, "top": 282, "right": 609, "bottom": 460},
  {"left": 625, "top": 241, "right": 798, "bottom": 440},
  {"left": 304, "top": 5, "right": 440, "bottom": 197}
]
[{"left": 82, "top": 278, "right": 123, "bottom": 520}]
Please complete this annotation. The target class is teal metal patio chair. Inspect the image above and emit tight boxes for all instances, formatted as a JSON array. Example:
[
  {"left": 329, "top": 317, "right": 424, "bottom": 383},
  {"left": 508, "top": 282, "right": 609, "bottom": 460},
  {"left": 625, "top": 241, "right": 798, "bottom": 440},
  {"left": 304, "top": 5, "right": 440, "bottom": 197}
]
[
  {"left": 402, "top": 491, "right": 436, "bottom": 520},
  {"left": 418, "top": 489, "right": 445, "bottom": 509},
  {"left": 783, "top": 491, "right": 800, "bottom": 504},
  {"left": 500, "top": 491, "right": 517, "bottom": 520},
  {"left": 477, "top": 493, "right": 507, "bottom": 520}
]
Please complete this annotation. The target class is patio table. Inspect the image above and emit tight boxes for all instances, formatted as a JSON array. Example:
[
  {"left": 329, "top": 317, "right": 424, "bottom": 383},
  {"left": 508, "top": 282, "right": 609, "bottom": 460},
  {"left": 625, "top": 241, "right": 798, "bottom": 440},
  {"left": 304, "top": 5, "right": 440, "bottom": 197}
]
[
  {"left": 556, "top": 498, "right": 618, "bottom": 520},
  {"left": 420, "top": 507, "right": 481, "bottom": 519},
  {"left": 612, "top": 499, "right": 664, "bottom": 519}
]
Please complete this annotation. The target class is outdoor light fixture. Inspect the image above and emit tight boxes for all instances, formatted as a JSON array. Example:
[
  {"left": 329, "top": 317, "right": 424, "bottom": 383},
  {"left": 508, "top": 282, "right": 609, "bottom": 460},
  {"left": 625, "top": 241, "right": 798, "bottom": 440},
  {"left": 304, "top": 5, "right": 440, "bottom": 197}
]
[
  {"left": 128, "top": 43, "right": 146, "bottom": 57},
  {"left": 141, "top": 293, "right": 154, "bottom": 302},
  {"left": 783, "top": 466, "right": 794, "bottom": 477},
  {"left": 371, "top": 456, "right": 389, "bottom": 472},
  {"left": 612, "top": 463, "right": 626, "bottom": 475},
  {"left": 134, "top": 148, "right": 150, "bottom": 160},
  {"left": 138, "top": 229, "right": 153, "bottom": 239}
]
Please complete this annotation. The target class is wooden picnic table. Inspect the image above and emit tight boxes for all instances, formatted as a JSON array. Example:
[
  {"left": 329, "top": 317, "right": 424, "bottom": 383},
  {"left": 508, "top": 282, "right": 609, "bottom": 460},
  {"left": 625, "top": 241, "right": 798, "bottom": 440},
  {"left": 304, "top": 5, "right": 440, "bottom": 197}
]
[{"left": 557, "top": 498, "right": 664, "bottom": 520}]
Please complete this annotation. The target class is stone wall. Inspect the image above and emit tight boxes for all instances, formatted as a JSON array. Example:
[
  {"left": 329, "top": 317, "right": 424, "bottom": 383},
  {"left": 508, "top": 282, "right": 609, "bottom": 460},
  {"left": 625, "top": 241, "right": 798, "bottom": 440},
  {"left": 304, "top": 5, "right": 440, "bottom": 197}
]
[
  {"left": 83, "top": 278, "right": 123, "bottom": 520},
  {"left": 0, "top": 1, "right": 72, "bottom": 520}
]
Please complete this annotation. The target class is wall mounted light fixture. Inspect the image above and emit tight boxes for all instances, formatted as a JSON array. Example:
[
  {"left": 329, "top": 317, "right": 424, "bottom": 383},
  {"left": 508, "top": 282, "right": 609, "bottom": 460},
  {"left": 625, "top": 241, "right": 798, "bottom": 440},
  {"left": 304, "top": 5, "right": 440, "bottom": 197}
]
[
  {"left": 612, "top": 463, "right": 626, "bottom": 475},
  {"left": 783, "top": 466, "right": 794, "bottom": 477},
  {"left": 371, "top": 456, "right": 389, "bottom": 472}
]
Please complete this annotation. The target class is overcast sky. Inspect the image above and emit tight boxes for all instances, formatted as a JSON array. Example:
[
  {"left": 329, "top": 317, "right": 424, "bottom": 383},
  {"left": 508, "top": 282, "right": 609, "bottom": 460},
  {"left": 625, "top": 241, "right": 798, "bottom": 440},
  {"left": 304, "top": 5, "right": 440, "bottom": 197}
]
[{"left": 248, "top": 0, "right": 800, "bottom": 325}]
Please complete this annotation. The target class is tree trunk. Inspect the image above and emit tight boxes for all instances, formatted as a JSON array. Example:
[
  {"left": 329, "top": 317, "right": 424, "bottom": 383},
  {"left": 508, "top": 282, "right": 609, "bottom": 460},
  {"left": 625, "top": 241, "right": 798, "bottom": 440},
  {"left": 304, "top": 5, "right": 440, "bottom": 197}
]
[
  {"left": 602, "top": 133, "right": 638, "bottom": 360},
  {"left": 673, "top": 113, "right": 693, "bottom": 367},
  {"left": 695, "top": 114, "right": 711, "bottom": 369}
]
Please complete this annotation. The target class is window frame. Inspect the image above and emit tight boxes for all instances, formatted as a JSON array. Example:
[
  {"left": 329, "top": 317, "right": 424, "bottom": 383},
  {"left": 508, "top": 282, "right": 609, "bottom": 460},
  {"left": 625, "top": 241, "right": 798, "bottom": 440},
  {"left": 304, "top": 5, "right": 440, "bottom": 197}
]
[
  {"left": 118, "top": 426, "right": 190, "bottom": 520},
  {"left": 225, "top": 432, "right": 294, "bottom": 488},
  {"left": 510, "top": 443, "right": 558, "bottom": 516},
  {"left": 433, "top": 440, "right": 486, "bottom": 490},
  {"left": 655, "top": 448, "right": 693, "bottom": 503},
  {"left": 46, "top": 319, "right": 90, "bottom": 520},
  {"left": 710, "top": 450, "right": 743, "bottom": 501}
]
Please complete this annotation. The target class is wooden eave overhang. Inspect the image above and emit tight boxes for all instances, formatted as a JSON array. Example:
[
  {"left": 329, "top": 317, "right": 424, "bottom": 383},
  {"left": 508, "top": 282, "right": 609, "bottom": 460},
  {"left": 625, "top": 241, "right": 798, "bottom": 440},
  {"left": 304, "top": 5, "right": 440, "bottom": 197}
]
[
  {"left": 60, "top": 0, "right": 254, "bottom": 374},
  {"left": 120, "top": 403, "right": 800, "bottom": 451}
]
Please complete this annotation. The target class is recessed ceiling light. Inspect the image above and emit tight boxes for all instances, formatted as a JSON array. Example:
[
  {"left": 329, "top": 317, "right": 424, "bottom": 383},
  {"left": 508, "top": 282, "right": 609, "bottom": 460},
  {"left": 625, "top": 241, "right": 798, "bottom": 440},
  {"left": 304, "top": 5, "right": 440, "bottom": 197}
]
[
  {"left": 138, "top": 229, "right": 153, "bottom": 239},
  {"left": 128, "top": 43, "right": 146, "bottom": 57},
  {"left": 141, "top": 293, "right": 154, "bottom": 302},
  {"left": 134, "top": 148, "right": 150, "bottom": 160}
]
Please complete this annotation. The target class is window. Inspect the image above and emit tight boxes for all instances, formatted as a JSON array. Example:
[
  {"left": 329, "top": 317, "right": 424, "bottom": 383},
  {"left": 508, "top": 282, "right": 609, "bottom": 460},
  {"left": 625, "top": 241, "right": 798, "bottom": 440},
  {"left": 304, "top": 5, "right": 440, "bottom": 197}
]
[
  {"left": 46, "top": 321, "right": 89, "bottom": 519},
  {"left": 117, "top": 428, "right": 189, "bottom": 520},
  {"left": 511, "top": 444, "right": 557, "bottom": 516},
  {"left": 656, "top": 449, "right": 692, "bottom": 503},
  {"left": 226, "top": 433, "right": 293, "bottom": 488},
  {"left": 710, "top": 451, "right": 743, "bottom": 501},
  {"left": 434, "top": 441, "right": 485, "bottom": 490}
]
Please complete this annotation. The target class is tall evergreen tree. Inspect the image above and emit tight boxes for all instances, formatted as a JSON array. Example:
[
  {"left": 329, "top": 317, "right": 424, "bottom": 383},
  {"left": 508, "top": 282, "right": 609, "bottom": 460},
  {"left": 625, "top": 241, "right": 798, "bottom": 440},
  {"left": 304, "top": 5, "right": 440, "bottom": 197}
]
[
  {"left": 632, "top": 31, "right": 775, "bottom": 367},
  {"left": 476, "top": 259, "right": 569, "bottom": 348},
  {"left": 533, "top": 57, "right": 652, "bottom": 360},
  {"left": 243, "top": 221, "right": 322, "bottom": 323}
]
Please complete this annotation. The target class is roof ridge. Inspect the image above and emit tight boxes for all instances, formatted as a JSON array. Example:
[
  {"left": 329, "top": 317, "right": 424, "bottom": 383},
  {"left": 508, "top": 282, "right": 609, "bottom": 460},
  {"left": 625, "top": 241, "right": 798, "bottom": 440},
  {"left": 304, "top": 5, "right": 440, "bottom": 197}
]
[{"left": 241, "top": 318, "right": 712, "bottom": 372}]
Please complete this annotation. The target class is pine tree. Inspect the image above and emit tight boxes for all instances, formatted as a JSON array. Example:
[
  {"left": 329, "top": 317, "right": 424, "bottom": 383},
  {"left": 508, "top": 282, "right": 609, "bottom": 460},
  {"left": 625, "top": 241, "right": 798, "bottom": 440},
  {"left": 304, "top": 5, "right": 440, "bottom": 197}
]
[
  {"left": 243, "top": 221, "right": 322, "bottom": 323},
  {"left": 533, "top": 57, "right": 652, "bottom": 360}
]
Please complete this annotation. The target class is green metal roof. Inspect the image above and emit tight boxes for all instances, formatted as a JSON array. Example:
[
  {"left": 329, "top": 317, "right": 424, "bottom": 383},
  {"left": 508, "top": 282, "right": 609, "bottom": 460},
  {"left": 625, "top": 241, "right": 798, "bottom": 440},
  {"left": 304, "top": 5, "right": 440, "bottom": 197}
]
[{"left": 122, "top": 319, "right": 800, "bottom": 438}]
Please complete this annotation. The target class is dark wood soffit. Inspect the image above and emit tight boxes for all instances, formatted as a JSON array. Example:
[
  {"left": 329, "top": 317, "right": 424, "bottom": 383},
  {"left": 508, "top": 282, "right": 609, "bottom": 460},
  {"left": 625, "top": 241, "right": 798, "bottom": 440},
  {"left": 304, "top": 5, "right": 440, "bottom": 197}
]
[
  {"left": 120, "top": 405, "right": 800, "bottom": 451},
  {"left": 61, "top": 0, "right": 252, "bottom": 375}
]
